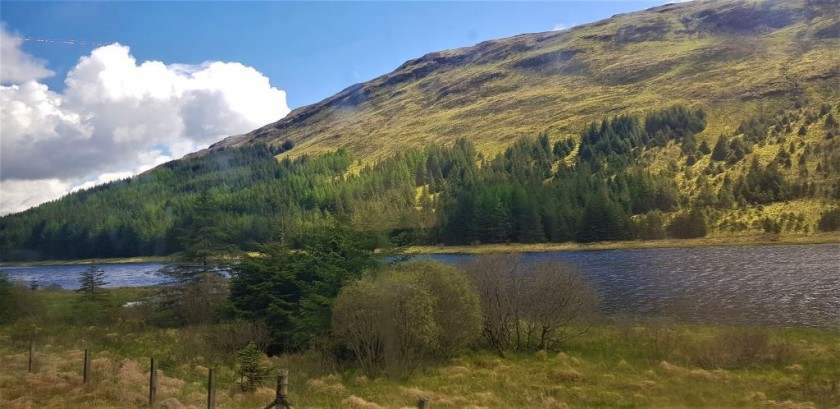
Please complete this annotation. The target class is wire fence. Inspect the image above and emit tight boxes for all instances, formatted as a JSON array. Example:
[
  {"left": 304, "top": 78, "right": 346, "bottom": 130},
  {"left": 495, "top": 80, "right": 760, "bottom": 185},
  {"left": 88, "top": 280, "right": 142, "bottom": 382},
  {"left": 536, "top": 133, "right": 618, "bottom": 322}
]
[{"left": 0, "top": 339, "right": 430, "bottom": 408}]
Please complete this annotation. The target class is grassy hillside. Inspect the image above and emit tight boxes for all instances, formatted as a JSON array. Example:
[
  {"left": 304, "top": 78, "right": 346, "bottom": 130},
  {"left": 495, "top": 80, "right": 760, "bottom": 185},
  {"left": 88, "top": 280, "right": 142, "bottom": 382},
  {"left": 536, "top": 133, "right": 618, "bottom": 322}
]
[{"left": 208, "top": 0, "right": 840, "bottom": 162}]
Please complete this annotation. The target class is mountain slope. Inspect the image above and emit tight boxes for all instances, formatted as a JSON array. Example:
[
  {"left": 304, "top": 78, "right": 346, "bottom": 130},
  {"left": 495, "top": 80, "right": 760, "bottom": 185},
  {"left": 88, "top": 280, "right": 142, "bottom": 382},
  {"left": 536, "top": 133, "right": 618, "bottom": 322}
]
[
  {"left": 2, "top": 0, "right": 840, "bottom": 262},
  {"left": 207, "top": 0, "right": 839, "bottom": 161}
]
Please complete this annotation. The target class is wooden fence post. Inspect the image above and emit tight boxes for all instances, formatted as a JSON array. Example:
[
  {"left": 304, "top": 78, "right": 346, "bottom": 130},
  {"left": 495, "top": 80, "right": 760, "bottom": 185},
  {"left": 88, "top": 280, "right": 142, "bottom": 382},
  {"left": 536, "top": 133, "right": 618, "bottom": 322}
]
[
  {"left": 262, "top": 368, "right": 294, "bottom": 409},
  {"left": 83, "top": 348, "right": 90, "bottom": 383},
  {"left": 149, "top": 357, "right": 157, "bottom": 407},
  {"left": 418, "top": 397, "right": 429, "bottom": 409},
  {"left": 28, "top": 340, "right": 34, "bottom": 373},
  {"left": 207, "top": 367, "right": 216, "bottom": 409}
]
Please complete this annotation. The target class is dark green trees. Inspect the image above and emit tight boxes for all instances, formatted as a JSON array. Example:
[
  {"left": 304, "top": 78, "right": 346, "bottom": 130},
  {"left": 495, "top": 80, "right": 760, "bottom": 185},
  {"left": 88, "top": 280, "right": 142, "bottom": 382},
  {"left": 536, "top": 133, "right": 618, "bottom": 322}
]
[
  {"left": 229, "top": 223, "right": 381, "bottom": 352},
  {"left": 817, "top": 208, "right": 840, "bottom": 231},
  {"left": 668, "top": 208, "right": 707, "bottom": 239},
  {"left": 575, "top": 194, "right": 632, "bottom": 243}
]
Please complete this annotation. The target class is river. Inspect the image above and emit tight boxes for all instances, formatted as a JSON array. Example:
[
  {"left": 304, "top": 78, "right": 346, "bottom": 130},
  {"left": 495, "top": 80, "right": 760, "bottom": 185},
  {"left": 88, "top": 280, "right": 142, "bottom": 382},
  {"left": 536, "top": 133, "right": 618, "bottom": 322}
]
[{"left": 3, "top": 243, "right": 839, "bottom": 327}]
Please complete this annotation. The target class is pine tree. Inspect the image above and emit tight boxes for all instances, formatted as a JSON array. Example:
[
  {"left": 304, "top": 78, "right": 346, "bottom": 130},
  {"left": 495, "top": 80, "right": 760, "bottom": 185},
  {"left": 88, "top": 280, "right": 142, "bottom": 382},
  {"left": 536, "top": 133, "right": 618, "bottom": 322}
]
[
  {"left": 711, "top": 135, "right": 729, "bottom": 161},
  {"left": 236, "top": 342, "right": 268, "bottom": 392},
  {"left": 76, "top": 266, "right": 108, "bottom": 303}
]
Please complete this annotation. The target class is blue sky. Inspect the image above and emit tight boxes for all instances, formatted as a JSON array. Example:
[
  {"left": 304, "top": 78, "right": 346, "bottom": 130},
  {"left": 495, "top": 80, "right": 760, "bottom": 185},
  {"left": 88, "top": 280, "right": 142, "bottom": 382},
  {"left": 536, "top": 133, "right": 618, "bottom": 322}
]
[{"left": 2, "top": 1, "right": 665, "bottom": 109}]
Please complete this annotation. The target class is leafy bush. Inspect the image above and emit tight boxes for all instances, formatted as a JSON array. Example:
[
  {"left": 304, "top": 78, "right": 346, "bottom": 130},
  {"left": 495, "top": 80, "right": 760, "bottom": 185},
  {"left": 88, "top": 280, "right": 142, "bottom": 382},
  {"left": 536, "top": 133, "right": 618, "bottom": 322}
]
[{"left": 331, "top": 260, "right": 481, "bottom": 377}]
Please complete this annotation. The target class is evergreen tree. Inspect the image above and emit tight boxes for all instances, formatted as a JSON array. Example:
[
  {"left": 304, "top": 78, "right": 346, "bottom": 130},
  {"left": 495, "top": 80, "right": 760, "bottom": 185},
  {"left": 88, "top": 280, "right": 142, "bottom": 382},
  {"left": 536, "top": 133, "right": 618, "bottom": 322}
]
[
  {"left": 76, "top": 266, "right": 108, "bottom": 303},
  {"left": 711, "top": 135, "right": 729, "bottom": 161}
]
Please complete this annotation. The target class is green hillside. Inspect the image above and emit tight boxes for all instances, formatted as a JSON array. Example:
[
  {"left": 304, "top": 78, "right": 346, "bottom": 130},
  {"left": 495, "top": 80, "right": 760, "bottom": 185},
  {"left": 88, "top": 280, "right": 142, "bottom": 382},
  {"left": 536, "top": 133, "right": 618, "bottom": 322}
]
[
  {"left": 207, "top": 0, "right": 840, "bottom": 160},
  {"left": 1, "top": 0, "right": 839, "bottom": 261}
]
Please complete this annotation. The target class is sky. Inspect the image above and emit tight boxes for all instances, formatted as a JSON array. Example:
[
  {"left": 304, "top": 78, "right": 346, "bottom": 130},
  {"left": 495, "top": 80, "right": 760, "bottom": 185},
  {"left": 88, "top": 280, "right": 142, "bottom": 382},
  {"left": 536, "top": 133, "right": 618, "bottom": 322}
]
[{"left": 0, "top": 1, "right": 670, "bottom": 215}]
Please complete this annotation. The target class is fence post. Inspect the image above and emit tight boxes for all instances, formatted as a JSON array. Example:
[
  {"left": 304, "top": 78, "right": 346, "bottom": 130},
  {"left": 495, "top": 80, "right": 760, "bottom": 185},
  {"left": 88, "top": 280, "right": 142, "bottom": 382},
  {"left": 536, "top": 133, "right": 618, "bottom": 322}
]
[
  {"left": 418, "top": 397, "right": 429, "bottom": 409},
  {"left": 262, "top": 368, "right": 294, "bottom": 409},
  {"left": 207, "top": 367, "right": 216, "bottom": 409},
  {"left": 149, "top": 357, "right": 157, "bottom": 407},
  {"left": 28, "top": 340, "right": 34, "bottom": 373},
  {"left": 83, "top": 348, "right": 91, "bottom": 383}
]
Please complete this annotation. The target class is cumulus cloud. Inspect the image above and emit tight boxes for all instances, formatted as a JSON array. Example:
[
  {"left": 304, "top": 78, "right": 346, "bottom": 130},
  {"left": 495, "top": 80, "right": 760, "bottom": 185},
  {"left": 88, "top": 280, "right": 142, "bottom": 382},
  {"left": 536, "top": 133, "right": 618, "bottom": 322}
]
[
  {"left": 0, "top": 26, "right": 54, "bottom": 83},
  {"left": 0, "top": 26, "right": 290, "bottom": 215}
]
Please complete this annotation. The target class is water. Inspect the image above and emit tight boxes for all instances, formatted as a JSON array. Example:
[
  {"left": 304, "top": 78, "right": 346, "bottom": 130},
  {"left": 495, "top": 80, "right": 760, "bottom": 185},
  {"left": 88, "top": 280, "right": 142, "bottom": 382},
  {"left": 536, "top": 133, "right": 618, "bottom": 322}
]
[
  {"left": 421, "top": 243, "right": 840, "bottom": 328},
  {"left": 1, "top": 262, "right": 169, "bottom": 289},
  {"left": 2, "top": 243, "right": 838, "bottom": 327}
]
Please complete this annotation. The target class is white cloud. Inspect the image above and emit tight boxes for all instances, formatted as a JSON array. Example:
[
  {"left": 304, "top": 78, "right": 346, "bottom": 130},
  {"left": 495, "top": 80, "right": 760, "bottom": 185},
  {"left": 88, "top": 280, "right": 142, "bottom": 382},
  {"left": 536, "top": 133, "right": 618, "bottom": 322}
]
[
  {"left": 552, "top": 23, "right": 570, "bottom": 32},
  {"left": 0, "top": 26, "right": 290, "bottom": 215},
  {"left": 0, "top": 26, "right": 54, "bottom": 83},
  {"left": 0, "top": 179, "right": 69, "bottom": 215}
]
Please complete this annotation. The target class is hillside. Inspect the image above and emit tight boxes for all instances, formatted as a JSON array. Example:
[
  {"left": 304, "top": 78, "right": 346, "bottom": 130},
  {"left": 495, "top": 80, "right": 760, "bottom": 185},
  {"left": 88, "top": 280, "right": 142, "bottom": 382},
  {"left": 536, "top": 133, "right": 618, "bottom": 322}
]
[
  {"left": 207, "top": 0, "right": 840, "bottom": 160},
  {"left": 1, "top": 0, "right": 840, "bottom": 261}
]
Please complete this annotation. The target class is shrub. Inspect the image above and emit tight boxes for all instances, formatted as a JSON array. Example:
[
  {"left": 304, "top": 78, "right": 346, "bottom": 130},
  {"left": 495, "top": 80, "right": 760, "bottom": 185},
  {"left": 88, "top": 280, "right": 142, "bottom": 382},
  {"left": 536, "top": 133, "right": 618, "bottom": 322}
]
[
  {"left": 331, "top": 260, "right": 481, "bottom": 377},
  {"left": 691, "top": 329, "right": 770, "bottom": 369},
  {"left": 0, "top": 272, "right": 44, "bottom": 325},
  {"left": 461, "top": 254, "right": 598, "bottom": 354}
]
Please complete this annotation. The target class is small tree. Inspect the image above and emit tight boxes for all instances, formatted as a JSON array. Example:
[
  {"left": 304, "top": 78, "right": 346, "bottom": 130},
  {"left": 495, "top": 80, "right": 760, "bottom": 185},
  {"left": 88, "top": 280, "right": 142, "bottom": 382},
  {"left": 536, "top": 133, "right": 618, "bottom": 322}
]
[
  {"left": 76, "top": 266, "right": 108, "bottom": 303},
  {"left": 236, "top": 341, "right": 269, "bottom": 392}
]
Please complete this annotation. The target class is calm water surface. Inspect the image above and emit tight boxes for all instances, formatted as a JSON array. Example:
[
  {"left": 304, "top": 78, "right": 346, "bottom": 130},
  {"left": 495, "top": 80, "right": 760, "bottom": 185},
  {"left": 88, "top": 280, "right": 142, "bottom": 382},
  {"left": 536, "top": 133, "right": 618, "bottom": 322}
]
[{"left": 3, "top": 243, "right": 839, "bottom": 327}]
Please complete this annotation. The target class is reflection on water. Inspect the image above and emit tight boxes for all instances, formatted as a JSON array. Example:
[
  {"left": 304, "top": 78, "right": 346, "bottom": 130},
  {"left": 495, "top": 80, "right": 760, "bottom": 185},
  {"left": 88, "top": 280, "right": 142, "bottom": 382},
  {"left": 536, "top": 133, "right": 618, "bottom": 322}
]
[{"left": 3, "top": 243, "right": 839, "bottom": 327}]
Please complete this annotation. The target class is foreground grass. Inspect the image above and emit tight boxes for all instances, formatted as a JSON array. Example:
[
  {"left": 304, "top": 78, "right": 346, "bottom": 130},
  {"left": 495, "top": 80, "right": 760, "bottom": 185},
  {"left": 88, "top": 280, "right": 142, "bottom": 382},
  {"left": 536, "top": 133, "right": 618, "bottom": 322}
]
[{"left": 1, "top": 289, "right": 838, "bottom": 408}]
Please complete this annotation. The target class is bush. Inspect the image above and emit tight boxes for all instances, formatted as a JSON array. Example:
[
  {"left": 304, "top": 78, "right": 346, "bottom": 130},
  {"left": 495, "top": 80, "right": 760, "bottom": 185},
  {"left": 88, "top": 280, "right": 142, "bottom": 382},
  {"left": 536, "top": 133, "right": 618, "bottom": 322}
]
[
  {"left": 691, "top": 329, "right": 772, "bottom": 369},
  {"left": 461, "top": 255, "right": 598, "bottom": 354},
  {"left": 0, "top": 272, "right": 44, "bottom": 325},
  {"left": 331, "top": 260, "right": 481, "bottom": 377}
]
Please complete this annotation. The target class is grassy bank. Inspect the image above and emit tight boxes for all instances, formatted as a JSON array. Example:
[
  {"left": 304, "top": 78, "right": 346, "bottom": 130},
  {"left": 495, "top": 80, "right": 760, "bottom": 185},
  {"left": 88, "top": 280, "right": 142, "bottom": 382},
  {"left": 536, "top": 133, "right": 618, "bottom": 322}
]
[
  {"left": 0, "top": 255, "right": 176, "bottom": 268},
  {"left": 407, "top": 231, "right": 840, "bottom": 255},
  {"left": 1, "top": 288, "right": 838, "bottom": 408}
]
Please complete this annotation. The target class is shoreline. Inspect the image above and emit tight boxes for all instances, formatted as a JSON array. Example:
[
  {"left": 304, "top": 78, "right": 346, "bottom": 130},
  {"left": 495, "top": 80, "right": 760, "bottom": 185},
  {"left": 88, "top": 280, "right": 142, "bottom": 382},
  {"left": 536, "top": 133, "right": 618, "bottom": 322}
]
[
  {"left": 3, "top": 232, "right": 839, "bottom": 266},
  {"left": 406, "top": 231, "right": 840, "bottom": 254},
  {"left": 0, "top": 255, "right": 175, "bottom": 267}
]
